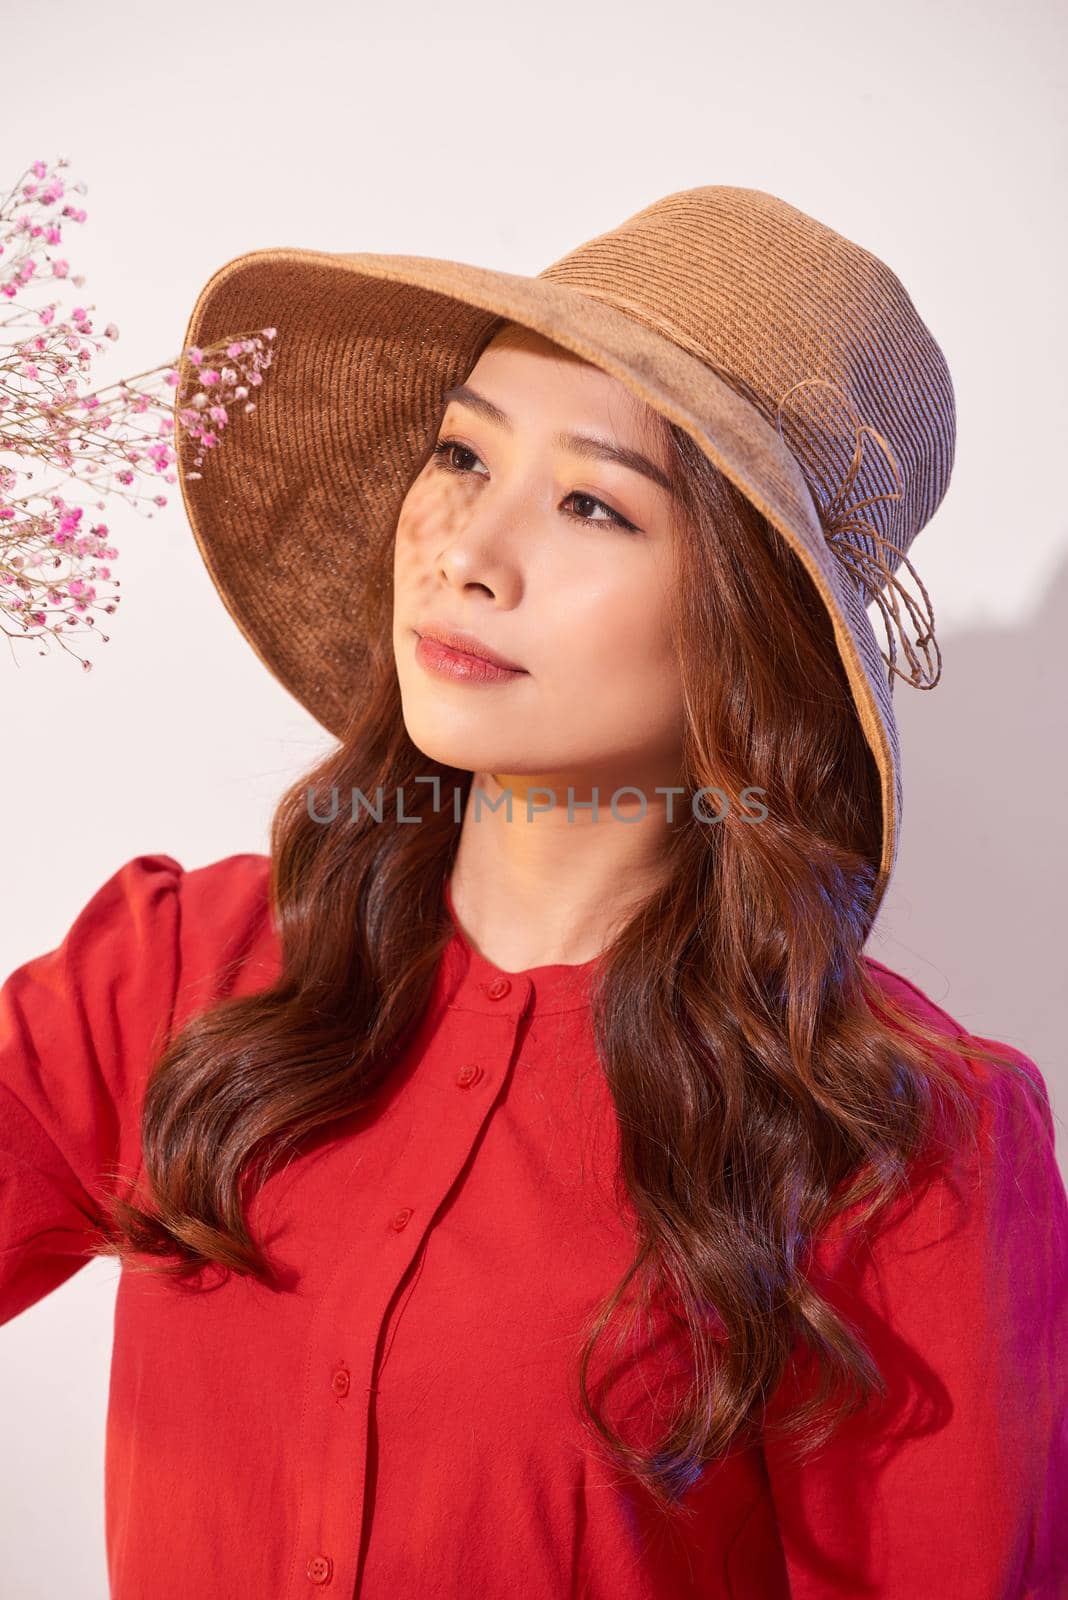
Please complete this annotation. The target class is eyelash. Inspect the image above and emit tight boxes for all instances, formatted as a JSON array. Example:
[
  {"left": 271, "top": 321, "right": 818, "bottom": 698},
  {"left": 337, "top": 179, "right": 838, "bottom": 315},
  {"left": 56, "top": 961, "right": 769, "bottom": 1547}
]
[{"left": 430, "top": 438, "right": 640, "bottom": 533}]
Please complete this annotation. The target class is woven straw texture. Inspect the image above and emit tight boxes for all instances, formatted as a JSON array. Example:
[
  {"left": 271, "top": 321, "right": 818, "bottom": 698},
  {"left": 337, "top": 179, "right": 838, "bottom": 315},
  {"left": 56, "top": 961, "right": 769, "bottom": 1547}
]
[{"left": 174, "top": 186, "right": 956, "bottom": 922}]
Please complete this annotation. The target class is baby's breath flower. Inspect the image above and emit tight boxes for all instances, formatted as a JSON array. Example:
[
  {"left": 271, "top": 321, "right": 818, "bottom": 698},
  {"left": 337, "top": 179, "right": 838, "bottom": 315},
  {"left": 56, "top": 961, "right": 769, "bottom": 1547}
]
[{"left": 0, "top": 153, "right": 277, "bottom": 668}]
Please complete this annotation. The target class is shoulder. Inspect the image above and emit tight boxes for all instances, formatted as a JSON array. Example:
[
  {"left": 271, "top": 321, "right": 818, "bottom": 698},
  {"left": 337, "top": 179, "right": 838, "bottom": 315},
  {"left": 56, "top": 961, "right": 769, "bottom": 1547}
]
[
  {"left": 38, "top": 849, "right": 279, "bottom": 1031},
  {"left": 0, "top": 850, "right": 279, "bottom": 1272},
  {"left": 861, "top": 954, "right": 1051, "bottom": 1113},
  {"left": 174, "top": 850, "right": 273, "bottom": 952},
  {"left": 60, "top": 849, "right": 273, "bottom": 965},
  {"left": 862, "top": 954, "right": 971, "bottom": 1038},
  {"left": 831, "top": 958, "right": 1064, "bottom": 1266},
  {"left": 769, "top": 966, "right": 1067, "bottom": 1592},
  {"left": 167, "top": 851, "right": 279, "bottom": 1023}
]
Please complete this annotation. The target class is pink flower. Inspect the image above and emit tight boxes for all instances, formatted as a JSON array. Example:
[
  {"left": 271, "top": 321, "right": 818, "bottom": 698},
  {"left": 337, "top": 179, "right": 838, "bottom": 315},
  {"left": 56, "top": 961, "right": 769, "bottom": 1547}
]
[{"left": 0, "top": 203, "right": 278, "bottom": 667}]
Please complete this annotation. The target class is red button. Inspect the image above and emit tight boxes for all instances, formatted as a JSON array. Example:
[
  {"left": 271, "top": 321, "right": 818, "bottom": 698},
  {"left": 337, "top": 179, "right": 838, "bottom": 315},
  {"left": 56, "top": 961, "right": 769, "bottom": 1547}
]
[
  {"left": 455, "top": 1063, "right": 483, "bottom": 1087},
  {"left": 484, "top": 977, "right": 511, "bottom": 999},
  {"left": 390, "top": 1207, "right": 413, "bottom": 1231},
  {"left": 331, "top": 1367, "right": 350, "bottom": 1397},
  {"left": 306, "top": 1553, "right": 333, "bottom": 1584}
]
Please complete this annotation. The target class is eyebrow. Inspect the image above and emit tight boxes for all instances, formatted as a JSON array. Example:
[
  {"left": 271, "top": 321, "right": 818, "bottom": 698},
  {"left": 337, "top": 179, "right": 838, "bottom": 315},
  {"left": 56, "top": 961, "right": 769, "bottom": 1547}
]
[{"left": 439, "top": 383, "right": 675, "bottom": 497}]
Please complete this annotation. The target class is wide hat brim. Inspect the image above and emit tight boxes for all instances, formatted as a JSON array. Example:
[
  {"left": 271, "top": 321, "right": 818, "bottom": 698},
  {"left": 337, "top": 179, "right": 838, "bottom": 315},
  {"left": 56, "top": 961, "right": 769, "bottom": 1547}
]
[{"left": 174, "top": 247, "right": 903, "bottom": 920}]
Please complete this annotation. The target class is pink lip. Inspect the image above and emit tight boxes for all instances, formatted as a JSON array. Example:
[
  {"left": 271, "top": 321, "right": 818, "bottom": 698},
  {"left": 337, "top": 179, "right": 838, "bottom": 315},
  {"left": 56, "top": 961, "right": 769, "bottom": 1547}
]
[{"left": 414, "top": 627, "right": 528, "bottom": 685}]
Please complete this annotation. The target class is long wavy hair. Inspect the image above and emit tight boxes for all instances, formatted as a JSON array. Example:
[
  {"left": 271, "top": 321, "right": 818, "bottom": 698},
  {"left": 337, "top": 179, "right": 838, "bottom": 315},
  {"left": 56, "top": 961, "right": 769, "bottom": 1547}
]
[{"left": 93, "top": 324, "right": 1034, "bottom": 1517}]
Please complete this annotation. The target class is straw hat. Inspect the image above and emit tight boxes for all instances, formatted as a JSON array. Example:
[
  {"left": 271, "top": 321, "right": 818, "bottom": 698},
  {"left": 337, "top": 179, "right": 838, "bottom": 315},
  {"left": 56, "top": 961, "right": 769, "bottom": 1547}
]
[{"left": 174, "top": 185, "right": 953, "bottom": 924}]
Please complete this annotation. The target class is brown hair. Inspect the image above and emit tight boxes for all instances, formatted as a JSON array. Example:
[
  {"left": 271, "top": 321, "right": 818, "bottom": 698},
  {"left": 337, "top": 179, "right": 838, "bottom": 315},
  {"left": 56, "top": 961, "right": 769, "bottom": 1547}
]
[{"left": 92, "top": 325, "right": 1037, "bottom": 1518}]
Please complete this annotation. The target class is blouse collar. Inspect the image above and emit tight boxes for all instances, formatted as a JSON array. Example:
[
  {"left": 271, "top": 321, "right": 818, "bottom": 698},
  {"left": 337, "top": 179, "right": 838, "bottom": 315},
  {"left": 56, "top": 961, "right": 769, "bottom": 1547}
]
[{"left": 436, "top": 875, "right": 601, "bottom": 1017}]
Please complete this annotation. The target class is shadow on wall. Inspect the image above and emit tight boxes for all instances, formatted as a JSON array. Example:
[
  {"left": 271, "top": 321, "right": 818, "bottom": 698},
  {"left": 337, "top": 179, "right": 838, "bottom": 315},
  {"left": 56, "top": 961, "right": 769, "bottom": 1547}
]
[{"left": 872, "top": 545, "right": 1067, "bottom": 1172}]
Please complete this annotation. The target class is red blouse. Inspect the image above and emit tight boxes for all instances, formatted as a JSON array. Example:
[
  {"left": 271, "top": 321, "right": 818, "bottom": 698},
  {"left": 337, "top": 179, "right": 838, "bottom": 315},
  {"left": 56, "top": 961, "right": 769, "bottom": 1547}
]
[{"left": 1, "top": 852, "right": 1065, "bottom": 1599}]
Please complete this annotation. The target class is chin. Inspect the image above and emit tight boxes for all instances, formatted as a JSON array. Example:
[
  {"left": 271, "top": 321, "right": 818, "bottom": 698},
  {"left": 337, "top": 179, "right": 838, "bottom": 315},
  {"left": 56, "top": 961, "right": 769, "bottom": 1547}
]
[{"left": 400, "top": 715, "right": 505, "bottom": 777}]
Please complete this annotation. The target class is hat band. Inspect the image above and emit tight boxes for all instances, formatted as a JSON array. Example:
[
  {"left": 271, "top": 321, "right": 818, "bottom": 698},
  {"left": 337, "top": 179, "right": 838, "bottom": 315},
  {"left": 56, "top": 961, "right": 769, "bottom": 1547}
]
[{"left": 565, "top": 282, "right": 723, "bottom": 370}]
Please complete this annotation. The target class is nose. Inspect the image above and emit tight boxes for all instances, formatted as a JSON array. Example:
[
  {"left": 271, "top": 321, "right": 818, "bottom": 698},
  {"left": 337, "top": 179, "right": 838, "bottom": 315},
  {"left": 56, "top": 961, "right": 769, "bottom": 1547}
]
[{"left": 435, "top": 487, "right": 530, "bottom": 600}]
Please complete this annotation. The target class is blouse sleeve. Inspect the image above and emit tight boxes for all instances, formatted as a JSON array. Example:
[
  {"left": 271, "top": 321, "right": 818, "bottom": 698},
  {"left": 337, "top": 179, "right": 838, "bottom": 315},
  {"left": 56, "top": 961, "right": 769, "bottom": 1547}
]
[
  {"left": 0, "top": 853, "right": 184, "bottom": 1327},
  {"left": 761, "top": 1041, "right": 1068, "bottom": 1598}
]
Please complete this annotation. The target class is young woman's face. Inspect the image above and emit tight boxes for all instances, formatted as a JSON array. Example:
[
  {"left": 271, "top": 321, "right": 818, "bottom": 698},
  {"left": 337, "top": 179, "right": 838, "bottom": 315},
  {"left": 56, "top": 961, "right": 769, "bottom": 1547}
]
[{"left": 392, "top": 327, "right": 686, "bottom": 801}]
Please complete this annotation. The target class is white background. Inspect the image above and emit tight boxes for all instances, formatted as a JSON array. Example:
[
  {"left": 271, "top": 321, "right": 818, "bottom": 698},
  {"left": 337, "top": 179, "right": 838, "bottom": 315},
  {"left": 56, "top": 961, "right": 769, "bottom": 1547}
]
[{"left": 1, "top": 0, "right": 1065, "bottom": 1592}]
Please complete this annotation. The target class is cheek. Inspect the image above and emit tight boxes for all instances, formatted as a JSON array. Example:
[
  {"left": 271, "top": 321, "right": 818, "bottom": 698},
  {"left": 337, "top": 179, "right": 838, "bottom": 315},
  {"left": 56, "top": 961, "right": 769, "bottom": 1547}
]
[
  {"left": 392, "top": 488, "right": 441, "bottom": 616},
  {"left": 392, "top": 486, "right": 427, "bottom": 568},
  {"left": 548, "top": 565, "right": 676, "bottom": 675},
  {"left": 393, "top": 473, "right": 463, "bottom": 571},
  {"left": 536, "top": 565, "right": 684, "bottom": 743}
]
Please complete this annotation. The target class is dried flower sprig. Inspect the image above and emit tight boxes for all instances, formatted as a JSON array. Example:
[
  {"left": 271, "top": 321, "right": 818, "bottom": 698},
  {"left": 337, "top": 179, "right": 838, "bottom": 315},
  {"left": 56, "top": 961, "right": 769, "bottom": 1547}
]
[{"left": 0, "top": 155, "right": 276, "bottom": 671}]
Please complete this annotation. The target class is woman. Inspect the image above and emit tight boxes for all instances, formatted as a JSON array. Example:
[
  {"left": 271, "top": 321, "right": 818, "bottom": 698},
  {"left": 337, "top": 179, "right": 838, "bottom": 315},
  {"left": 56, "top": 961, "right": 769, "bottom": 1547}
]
[{"left": 1, "top": 187, "right": 1065, "bottom": 1598}]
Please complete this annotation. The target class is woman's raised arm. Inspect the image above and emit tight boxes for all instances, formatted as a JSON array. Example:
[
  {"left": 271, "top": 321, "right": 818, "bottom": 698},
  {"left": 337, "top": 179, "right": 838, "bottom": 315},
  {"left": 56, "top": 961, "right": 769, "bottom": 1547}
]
[{"left": 0, "top": 854, "right": 184, "bottom": 1325}]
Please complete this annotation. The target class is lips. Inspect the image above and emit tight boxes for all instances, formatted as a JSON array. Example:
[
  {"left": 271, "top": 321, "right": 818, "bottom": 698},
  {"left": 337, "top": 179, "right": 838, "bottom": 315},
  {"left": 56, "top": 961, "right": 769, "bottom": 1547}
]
[
  {"left": 414, "top": 626, "right": 528, "bottom": 686},
  {"left": 415, "top": 625, "right": 525, "bottom": 672}
]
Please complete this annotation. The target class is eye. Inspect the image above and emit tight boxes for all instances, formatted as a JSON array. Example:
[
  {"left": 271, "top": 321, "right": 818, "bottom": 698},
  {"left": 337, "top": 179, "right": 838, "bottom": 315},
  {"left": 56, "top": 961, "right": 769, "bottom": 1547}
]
[
  {"left": 430, "top": 437, "right": 640, "bottom": 532},
  {"left": 432, "top": 439, "right": 488, "bottom": 478}
]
